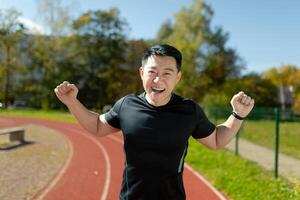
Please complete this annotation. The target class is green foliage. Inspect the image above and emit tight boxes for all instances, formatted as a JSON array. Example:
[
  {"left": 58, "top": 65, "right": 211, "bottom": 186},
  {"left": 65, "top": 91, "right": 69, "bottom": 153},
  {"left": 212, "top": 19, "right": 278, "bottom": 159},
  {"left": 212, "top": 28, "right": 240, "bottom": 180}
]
[
  {"left": 71, "top": 8, "right": 129, "bottom": 108},
  {"left": 293, "top": 94, "right": 300, "bottom": 114},
  {"left": 0, "top": 8, "right": 25, "bottom": 107},
  {"left": 262, "top": 65, "right": 300, "bottom": 88},
  {"left": 156, "top": 20, "right": 173, "bottom": 42},
  {"left": 103, "top": 39, "right": 150, "bottom": 102},
  {"left": 201, "top": 92, "right": 231, "bottom": 107},
  {"left": 156, "top": 0, "right": 210, "bottom": 100},
  {"left": 14, "top": 8, "right": 136, "bottom": 110},
  {"left": 20, "top": 35, "right": 77, "bottom": 109},
  {"left": 262, "top": 65, "right": 300, "bottom": 112},
  {"left": 156, "top": 0, "right": 244, "bottom": 101},
  {"left": 198, "top": 27, "right": 244, "bottom": 88},
  {"left": 200, "top": 72, "right": 278, "bottom": 112},
  {"left": 222, "top": 73, "right": 278, "bottom": 107}
]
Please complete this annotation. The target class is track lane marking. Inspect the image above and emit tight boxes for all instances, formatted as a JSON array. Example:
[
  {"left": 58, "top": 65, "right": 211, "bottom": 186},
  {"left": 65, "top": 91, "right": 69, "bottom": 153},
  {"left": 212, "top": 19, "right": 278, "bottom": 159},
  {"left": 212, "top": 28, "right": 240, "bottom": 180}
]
[
  {"left": 66, "top": 128, "right": 111, "bottom": 200},
  {"left": 34, "top": 130, "right": 74, "bottom": 200}
]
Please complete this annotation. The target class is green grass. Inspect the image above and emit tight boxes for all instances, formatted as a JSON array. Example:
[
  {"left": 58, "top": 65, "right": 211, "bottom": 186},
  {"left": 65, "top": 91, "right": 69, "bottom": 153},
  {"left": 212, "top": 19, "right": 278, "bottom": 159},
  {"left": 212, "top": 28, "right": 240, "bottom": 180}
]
[
  {"left": 214, "top": 118, "right": 300, "bottom": 160},
  {"left": 0, "top": 108, "right": 77, "bottom": 123},
  {"left": 186, "top": 138, "right": 300, "bottom": 200},
  {"left": 242, "top": 119, "right": 300, "bottom": 160}
]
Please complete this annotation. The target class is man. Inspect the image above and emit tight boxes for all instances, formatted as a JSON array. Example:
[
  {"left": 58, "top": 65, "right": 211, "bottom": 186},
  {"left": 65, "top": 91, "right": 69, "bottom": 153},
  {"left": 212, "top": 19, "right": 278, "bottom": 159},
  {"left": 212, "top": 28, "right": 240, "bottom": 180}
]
[{"left": 54, "top": 44, "right": 254, "bottom": 200}]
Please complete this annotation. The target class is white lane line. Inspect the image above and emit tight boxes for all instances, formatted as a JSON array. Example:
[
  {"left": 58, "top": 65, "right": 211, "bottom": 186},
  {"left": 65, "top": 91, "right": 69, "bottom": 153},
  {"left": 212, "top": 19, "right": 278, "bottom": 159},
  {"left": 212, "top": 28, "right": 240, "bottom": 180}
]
[
  {"left": 184, "top": 164, "right": 228, "bottom": 200},
  {"left": 67, "top": 128, "right": 111, "bottom": 200},
  {"left": 35, "top": 133, "right": 74, "bottom": 200},
  {"left": 109, "top": 134, "right": 228, "bottom": 200},
  {"left": 108, "top": 134, "right": 123, "bottom": 144}
]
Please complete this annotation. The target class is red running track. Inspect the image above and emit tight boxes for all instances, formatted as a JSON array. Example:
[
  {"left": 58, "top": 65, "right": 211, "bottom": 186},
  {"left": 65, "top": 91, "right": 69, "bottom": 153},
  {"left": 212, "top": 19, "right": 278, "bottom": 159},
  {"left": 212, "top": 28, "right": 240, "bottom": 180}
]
[{"left": 0, "top": 116, "right": 229, "bottom": 200}]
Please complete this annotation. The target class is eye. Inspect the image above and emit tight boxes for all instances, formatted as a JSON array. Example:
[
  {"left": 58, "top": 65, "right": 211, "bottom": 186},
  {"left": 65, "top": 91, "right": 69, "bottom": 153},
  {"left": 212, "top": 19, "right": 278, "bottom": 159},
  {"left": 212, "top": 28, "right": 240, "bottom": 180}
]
[
  {"left": 148, "top": 71, "right": 156, "bottom": 74},
  {"left": 164, "top": 73, "right": 171, "bottom": 76}
]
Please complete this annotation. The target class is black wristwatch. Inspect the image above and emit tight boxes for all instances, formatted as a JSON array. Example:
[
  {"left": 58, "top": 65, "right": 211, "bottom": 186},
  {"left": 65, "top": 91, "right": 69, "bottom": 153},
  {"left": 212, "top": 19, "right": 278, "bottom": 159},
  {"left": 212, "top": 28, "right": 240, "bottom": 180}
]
[{"left": 232, "top": 111, "right": 245, "bottom": 120}]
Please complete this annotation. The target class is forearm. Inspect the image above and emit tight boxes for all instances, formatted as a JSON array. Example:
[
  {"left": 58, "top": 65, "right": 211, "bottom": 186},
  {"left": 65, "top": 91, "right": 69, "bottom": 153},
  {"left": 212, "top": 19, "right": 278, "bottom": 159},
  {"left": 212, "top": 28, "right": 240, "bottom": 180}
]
[
  {"left": 66, "top": 99, "right": 99, "bottom": 135},
  {"left": 215, "top": 115, "right": 243, "bottom": 148}
]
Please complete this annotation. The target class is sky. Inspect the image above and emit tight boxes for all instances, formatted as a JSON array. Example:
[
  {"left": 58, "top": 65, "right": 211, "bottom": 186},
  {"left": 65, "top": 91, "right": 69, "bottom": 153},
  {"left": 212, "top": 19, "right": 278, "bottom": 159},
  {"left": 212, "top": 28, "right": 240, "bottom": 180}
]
[{"left": 1, "top": 0, "right": 299, "bottom": 74}]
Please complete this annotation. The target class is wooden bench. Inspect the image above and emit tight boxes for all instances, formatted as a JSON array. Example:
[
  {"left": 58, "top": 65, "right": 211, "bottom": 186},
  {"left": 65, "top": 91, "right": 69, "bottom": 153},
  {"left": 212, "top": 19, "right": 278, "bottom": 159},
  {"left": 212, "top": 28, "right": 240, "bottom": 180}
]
[{"left": 0, "top": 127, "right": 25, "bottom": 143}]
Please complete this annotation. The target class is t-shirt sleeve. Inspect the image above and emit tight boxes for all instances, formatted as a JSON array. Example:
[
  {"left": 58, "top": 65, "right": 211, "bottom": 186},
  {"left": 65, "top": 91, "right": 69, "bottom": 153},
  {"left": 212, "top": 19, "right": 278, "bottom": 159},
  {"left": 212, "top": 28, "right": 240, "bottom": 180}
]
[
  {"left": 192, "top": 103, "right": 216, "bottom": 139},
  {"left": 104, "top": 97, "right": 125, "bottom": 129}
]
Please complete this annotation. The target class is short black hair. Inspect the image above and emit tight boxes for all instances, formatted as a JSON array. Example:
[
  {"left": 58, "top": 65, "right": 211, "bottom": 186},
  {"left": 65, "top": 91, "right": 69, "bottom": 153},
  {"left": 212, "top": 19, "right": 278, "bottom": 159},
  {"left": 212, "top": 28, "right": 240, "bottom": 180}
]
[{"left": 141, "top": 44, "right": 182, "bottom": 72}]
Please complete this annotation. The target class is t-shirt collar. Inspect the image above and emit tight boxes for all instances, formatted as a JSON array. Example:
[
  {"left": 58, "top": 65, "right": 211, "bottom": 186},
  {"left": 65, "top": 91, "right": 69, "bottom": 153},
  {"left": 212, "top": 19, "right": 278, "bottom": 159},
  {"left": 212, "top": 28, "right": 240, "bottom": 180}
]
[{"left": 140, "top": 92, "right": 175, "bottom": 108}]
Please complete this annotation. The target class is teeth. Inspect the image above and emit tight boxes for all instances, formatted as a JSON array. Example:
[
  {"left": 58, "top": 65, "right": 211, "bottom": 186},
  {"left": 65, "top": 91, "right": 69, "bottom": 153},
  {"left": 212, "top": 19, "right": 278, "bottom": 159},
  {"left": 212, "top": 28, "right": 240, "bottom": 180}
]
[
  {"left": 152, "top": 87, "right": 164, "bottom": 91},
  {"left": 151, "top": 87, "right": 165, "bottom": 93}
]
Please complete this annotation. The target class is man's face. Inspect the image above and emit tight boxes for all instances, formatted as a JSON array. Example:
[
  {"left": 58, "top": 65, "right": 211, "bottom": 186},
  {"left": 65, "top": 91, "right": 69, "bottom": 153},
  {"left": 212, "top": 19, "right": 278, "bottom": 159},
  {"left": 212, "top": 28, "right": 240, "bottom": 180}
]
[{"left": 139, "top": 55, "right": 181, "bottom": 106}]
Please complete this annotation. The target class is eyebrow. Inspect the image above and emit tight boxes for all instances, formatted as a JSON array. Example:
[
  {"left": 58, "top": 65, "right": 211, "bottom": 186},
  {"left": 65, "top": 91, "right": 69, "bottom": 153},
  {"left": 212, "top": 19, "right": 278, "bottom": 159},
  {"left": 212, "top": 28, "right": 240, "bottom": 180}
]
[{"left": 148, "top": 66, "right": 175, "bottom": 72}]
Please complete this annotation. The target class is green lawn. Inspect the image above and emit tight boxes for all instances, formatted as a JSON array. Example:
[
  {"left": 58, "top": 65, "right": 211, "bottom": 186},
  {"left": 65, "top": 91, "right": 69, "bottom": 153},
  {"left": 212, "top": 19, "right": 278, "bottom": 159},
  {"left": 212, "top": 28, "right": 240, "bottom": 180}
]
[
  {"left": 1, "top": 109, "right": 300, "bottom": 199},
  {"left": 241, "top": 119, "right": 300, "bottom": 160},
  {"left": 0, "top": 108, "right": 77, "bottom": 123},
  {"left": 186, "top": 138, "right": 300, "bottom": 200},
  {"left": 214, "top": 118, "right": 300, "bottom": 160}
]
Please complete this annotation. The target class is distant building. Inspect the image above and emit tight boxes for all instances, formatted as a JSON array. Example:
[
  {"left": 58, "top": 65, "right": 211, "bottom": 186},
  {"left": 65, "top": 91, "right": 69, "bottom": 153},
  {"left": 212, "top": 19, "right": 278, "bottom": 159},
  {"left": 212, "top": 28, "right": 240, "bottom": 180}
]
[{"left": 278, "top": 85, "right": 293, "bottom": 110}]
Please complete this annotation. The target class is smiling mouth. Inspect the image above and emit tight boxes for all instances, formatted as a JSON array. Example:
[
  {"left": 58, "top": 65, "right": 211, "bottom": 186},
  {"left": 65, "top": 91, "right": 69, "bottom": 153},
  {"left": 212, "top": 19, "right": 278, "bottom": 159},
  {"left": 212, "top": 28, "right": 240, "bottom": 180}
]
[{"left": 151, "top": 87, "right": 165, "bottom": 93}]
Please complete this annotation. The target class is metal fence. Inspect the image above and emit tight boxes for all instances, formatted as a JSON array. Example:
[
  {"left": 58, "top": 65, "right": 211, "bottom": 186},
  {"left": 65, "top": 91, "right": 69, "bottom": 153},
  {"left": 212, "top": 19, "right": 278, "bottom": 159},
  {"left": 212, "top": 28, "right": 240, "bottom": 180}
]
[
  {"left": 203, "top": 105, "right": 300, "bottom": 178},
  {"left": 204, "top": 105, "right": 300, "bottom": 122}
]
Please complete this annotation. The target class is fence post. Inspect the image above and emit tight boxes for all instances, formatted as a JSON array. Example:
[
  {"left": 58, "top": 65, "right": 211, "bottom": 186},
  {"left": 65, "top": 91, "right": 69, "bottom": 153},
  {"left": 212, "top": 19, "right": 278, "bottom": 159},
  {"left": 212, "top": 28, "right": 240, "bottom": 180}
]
[
  {"left": 274, "top": 108, "right": 280, "bottom": 178},
  {"left": 235, "top": 124, "right": 242, "bottom": 156}
]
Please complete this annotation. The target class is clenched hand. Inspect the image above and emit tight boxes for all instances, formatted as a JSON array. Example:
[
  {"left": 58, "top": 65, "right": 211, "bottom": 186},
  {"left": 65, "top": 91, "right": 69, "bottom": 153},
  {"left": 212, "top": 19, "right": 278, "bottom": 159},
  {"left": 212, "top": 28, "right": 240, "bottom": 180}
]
[
  {"left": 54, "top": 81, "right": 78, "bottom": 106},
  {"left": 230, "top": 91, "right": 255, "bottom": 118}
]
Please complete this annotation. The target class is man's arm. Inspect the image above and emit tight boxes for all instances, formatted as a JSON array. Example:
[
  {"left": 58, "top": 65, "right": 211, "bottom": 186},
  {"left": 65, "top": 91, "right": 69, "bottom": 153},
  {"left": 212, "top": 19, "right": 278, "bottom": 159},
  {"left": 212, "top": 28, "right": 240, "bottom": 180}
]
[
  {"left": 54, "top": 81, "right": 120, "bottom": 137},
  {"left": 197, "top": 91, "right": 254, "bottom": 149}
]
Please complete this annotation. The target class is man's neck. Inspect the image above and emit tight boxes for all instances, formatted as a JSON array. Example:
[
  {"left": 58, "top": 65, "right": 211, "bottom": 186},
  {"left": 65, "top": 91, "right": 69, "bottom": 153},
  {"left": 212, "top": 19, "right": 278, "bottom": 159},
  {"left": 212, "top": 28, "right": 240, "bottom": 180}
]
[{"left": 144, "top": 93, "right": 172, "bottom": 107}]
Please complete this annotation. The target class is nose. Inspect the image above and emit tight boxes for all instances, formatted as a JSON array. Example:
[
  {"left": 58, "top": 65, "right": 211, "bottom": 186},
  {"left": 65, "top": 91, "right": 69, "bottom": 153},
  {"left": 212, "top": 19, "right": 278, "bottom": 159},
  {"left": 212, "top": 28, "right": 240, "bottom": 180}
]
[{"left": 153, "top": 76, "right": 161, "bottom": 83}]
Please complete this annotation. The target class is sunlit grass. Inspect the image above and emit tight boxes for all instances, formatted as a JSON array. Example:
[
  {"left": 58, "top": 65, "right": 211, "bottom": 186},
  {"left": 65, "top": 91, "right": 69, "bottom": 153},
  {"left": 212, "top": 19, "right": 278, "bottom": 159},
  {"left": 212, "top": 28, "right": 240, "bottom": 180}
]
[
  {"left": 0, "top": 108, "right": 77, "bottom": 123},
  {"left": 241, "top": 119, "right": 300, "bottom": 159},
  {"left": 214, "top": 118, "right": 300, "bottom": 159},
  {"left": 186, "top": 138, "right": 300, "bottom": 200}
]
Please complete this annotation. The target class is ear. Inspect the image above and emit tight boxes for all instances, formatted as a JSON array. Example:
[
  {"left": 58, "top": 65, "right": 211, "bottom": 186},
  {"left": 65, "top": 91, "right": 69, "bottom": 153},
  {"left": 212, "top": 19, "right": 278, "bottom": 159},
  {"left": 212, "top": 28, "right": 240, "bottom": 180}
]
[
  {"left": 176, "top": 71, "right": 181, "bottom": 84},
  {"left": 139, "top": 67, "right": 144, "bottom": 80}
]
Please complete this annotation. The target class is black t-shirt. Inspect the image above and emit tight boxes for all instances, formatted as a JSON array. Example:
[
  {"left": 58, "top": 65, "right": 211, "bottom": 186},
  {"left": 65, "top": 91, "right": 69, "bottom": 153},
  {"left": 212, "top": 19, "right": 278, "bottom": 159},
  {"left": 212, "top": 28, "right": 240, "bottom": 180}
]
[{"left": 104, "top": 92, "right": 215, "bottom": 200}]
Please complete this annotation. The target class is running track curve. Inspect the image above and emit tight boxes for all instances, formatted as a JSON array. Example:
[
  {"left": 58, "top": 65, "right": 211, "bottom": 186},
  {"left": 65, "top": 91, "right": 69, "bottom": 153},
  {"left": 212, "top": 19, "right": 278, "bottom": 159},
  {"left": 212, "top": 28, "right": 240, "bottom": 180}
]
[{"left": 0, "top": 116, "right": 229, "bottom": 200}]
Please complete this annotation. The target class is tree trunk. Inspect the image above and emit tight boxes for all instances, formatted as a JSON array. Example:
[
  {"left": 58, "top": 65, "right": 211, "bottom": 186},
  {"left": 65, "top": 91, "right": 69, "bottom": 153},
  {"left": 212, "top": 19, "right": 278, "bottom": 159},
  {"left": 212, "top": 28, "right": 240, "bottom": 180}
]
[{"left": 4, "top": 45, "right": 10, "bottom": 108}]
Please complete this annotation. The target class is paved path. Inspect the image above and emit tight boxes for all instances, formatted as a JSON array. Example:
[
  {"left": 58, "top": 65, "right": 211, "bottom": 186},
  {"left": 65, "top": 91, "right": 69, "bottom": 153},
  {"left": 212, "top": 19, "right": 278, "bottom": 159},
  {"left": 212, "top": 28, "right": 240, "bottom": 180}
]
[
  {"left": 227, "top": 137, "right": 300, "bottom": 180},
  {"left": 0, "top": 116, "right": 229, "bottom": 200}
]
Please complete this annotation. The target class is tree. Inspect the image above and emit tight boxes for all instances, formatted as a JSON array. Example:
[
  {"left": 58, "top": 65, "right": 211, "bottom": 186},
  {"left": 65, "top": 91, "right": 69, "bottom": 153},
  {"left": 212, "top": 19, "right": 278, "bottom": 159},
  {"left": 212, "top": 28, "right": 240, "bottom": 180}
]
[
  {"left": 224, "top": 73, "right": 278, "bottom": 107},
  {"left": 72, "top": 8, "right": 129, "bottom": 108},
  {"left": 201, "top": 73, "right": 278, "bottom": 107},
  {"left": 156, "top": 0, "right": 243, "bottom": 101},
  {"left": 157, "top": 0, "right": 212, "bottom": 100},
  {"left": 24, "top": 34, "right": 78, "bottom": 109},
  {"left": 14, "top": 0, "right": 80, "bottom": 109},
  {"left": 103, "top": 39, "right": 150, "bottom": 102},
  {"left": 262, "top": 65, "right": 300, "bottom": 110},
  {"left": 262, "top": 65, "right": 299, "bottom": 86},
  {"left": 36, "top": 0, "right": 75, "bottom": 35},
  {"left": 0, "top": 8, "right": 25, "bottom": 108},
  {"left": 156, "top": 20, "right": 173, "bottom": 42},
  {"left": 198, "top": 26, "right": 244, "bottom": 88}
]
